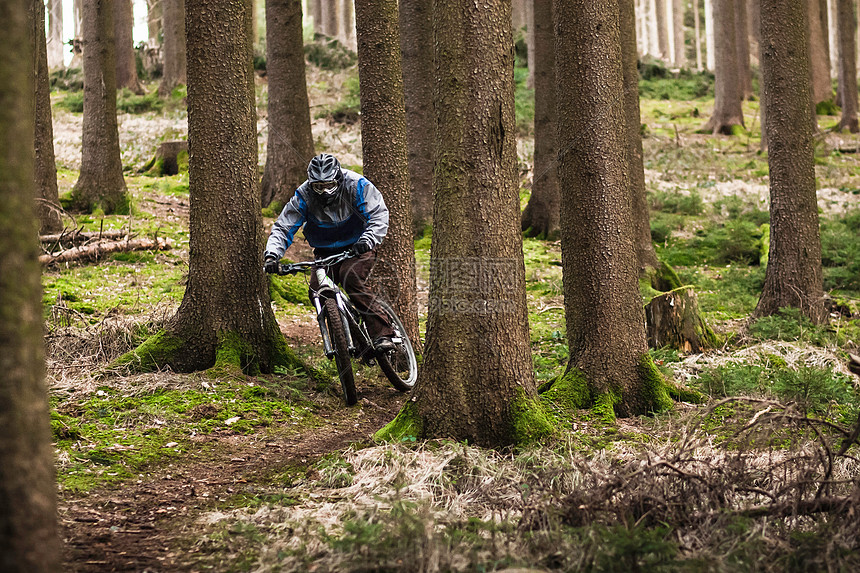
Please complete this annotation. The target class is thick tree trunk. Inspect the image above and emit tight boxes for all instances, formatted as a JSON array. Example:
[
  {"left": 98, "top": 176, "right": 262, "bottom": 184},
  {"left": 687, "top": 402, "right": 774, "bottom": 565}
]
[
  {"left": 836, "top": 0, "right": 859, "bottom": 132},
  {"left": 34, "top": 0, "right": 63, "bottom": 234},
  {"left": 621, "top": 0, "right": 659, "bottom": 272},
  {"left": 399, "top": 0, "right": 434, "bottom": 234},
  {"left": 379, "top": 0, "right": 542, "bottom": 447},
  {"left": 146, "top": 0, "right": 162, "bottom": 46},
  {"left": 702, "top": 0, "right": 745, "bottom": 134},
  {"left": 114, "top": 0, "right": 144, "bottom": 94},
  {"left": 735, "top": 0, "right": 753, "bottom": 99},
  {"left": 1, "top": 2, "right": 61, "bottom": 569},
  {"left": 261, "top": 0, "right": 315, "bottom": 207},
  {"left": 755, "top": 0, "right": 827, "bottom": 324},
  {"left": 354, "top": 0, "right": 420, "bottom": 349},
  {"left": 159, "top": 0, "right": 186, "bottom": 96},
  {"left": 521, "top": 0, "right": 560, "bottom": 240},
  {"left": 47, "top": 0, "right": 64, "bottom": 69},
  {"left": 71, "top": 0, "right": 128, "bottom": 213},
  {"left": 126, "top": 0, "right": 302, "bottom": 374},
  {"left": 808, "top": 0, "right": 834, "bottom": 103}
]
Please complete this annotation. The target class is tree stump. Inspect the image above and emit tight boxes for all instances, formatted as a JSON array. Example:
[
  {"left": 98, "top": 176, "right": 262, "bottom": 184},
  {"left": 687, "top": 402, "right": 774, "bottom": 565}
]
[
  {"left": 141, "top": 141, "right": 188, "bottom": 176},
  {"left": 645, "top": 287, "right": 717, "bottom": 353}
]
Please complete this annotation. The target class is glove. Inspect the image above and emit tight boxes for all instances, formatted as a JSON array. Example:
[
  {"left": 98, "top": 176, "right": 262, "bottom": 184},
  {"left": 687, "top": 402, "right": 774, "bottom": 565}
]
[
  {"left": 349, "top": 239, "right": 372, "bottom": 257},
  {"left": 264, "top": 254, "right": 280, "bottom": 274}
]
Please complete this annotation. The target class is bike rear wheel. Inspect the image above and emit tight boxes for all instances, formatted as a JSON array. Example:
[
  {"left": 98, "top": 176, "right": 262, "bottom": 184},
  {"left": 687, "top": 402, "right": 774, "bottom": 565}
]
[
  {"left": 324, "top": 297, "right": 358, "bottom": 405},
  {"left": 375, "top": 300, "right": 418, "bottom": 392}
]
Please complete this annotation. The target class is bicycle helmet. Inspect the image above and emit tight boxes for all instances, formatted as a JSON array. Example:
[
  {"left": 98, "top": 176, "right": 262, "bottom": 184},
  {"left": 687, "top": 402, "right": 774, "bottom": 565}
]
[{"left": 307, "top": 153, "right": 344, "bottom": 204}]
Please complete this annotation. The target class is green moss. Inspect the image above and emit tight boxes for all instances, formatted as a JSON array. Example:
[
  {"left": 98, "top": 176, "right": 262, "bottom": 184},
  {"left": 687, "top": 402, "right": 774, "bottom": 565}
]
[
  {"left": 637, "top": 354, "right": 676, "bottom": 414},
  {"left": 592, "top": 391, "right": 621, "bottom": 424},
  {"left": 759, "top": 223, "right": 770, "bottom": 266},
  {"left": 268, "top": 274, "right": 308, "bottom": 306},
  {"left": 541, "top": 367, "right": 591, "bottom": 411},
  {"left": 262, "top": 199, "right": 286, "bottom": 218},
  {"left": 374, "top": 400, "right": 422, "bottom": 442},
  {"left": 208, "top": 331, "right": 255, "bottom": 379},
  {"left": 109, "top": 329, "right": 184, "bottom": 372},
  {"left": 510, "top": 391, "right": 555, "bottom": 444},
  {"left": 176, "top": 150, "right": 189, "bottom": 174}
]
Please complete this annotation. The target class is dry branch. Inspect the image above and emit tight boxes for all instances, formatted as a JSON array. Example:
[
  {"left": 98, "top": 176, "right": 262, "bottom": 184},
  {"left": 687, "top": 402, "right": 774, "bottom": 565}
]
[
  {"left": 39, "top": 237, "right": 171, "bottom": 266},
  {"left": 40, "top": 229, "right": 129, "bottom": 244}
]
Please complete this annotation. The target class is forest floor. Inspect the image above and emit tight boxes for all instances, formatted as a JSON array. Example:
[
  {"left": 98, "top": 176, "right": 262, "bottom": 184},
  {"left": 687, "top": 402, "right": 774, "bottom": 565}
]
[{"left": 46, "top": 61, "right": 860, "bottom": 572}]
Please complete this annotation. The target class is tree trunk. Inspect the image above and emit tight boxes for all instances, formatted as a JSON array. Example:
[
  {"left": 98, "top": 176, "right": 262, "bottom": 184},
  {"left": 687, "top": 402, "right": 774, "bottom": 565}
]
[
  {"left": 354, "top": 0, "right": 420, "bottom": 349},
  {"left": 141, "top": 140, "right": 188, "bottom": 175},
  {"left": 521, "top": 0, "right": 560, "bottom": 240},
  {"left": 552, "top": 0, "right": 672, "bottom": 419},
  {"left": 755, "top": 0, "right": 827, "bottom": 324},
  {"left": 829, "top": 0, "right": 839, "bottom": 71},
  {"left": 655, "top": 0, "right": 670, "bottom": 60},
  {"left": 527, "top": 0, "right": 535, "bottom": 87},
  {"left": 705, "top": 0, "right": 715, "bottom": 69},
  {"left": 672, "top": 0, "right": 686, "bottom": 67},
  {"left": 71, "top": 0, "right": 128, "bottom": 214},
  {"left": 808, "top": 0, "right": 834, "bottom": 103},
  {"left": 399, "top": 0, "right": 434, "bottom": 234},
  {"left": 1, "top": 2, "right": 61, "bottom": 569},
  {"left": 47, "top": 0, "right": 64, "bottom": 69},
  {"left": 378, "top": 0, "right": 544, "bottom": 447},
  {"left": 311, "top": 0, "right": 323, "bottom": 34},
  {"left": 621, "top": 0, "right": 659, "bottom": 272},
  {"left": 512, "top": 0, "right": 527, "bottom": 31},
  {"left": 341, "top": 0, "right": 355, "bottom": 50},
  {"left": 645, "top": 288, "right": 715, "bottom": 353},
  {"left": 694, "top": 0, "right": 704, "bottom": 69},
  {"left": 146, "top": 0, "right": 162, "bottom": 46},
  {"left": 836, "top": 0, "right": 859, "bottom": 132},
  {"left": 119, "top": 0, "right": 308, "bottom": 375},
  {"left": 159, "top": 0, "right": 186, "bottom": 96},
  {"left": 114, "top": 0, "right": 144, "bottom": 93},
  {"left": 702, "top": 0, "right": 744, "bottom": 134},
  {"left": 261, "top": 0, "right": 315, "bottom": 207},
  {"left": 735, "top": 0, "right": 753, "bottom": 99},
  {"left": 33, "top": 0, "right": 63, "bottom": 234},
  {"left": 322, "top": 0, "right": 339, "bottom": 38}
]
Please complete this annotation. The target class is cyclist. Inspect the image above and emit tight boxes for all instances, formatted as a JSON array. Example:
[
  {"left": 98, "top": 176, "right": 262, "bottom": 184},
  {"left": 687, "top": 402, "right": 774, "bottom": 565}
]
[{"left": 264, "top": 153, "right": 396, "bottom": 351}]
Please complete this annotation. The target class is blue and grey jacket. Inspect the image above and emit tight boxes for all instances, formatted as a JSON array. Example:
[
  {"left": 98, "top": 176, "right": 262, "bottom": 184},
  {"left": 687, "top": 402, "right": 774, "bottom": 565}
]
[{"left": 265, "top": 169, "right": 389, "bottom": 259}]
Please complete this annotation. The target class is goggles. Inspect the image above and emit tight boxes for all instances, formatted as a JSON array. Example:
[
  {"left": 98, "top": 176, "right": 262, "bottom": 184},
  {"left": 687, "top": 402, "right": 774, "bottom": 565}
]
[{"left": 311, "top": 180, "right": 338, "bottom": 195}]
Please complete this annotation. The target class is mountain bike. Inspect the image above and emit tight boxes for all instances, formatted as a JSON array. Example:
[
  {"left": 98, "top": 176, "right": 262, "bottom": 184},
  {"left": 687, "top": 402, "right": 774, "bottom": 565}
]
[{"left": 267, "top": 251, "right": 418, "bottom": 405}]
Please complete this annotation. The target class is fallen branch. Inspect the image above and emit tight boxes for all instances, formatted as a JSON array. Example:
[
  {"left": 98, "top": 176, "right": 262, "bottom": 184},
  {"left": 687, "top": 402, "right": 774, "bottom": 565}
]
[
  {"left": 40, "top": 237, "right": 171, "bottom": 266},
  {"left": 40, "top": 229, "right": 129, "bottom": 244}
]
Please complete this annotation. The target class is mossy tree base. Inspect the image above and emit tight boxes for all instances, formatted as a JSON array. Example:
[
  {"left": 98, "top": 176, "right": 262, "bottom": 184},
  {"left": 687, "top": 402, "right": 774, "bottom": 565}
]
[{"left": 140, "top": 141, "right": 189, "bottom": 176}]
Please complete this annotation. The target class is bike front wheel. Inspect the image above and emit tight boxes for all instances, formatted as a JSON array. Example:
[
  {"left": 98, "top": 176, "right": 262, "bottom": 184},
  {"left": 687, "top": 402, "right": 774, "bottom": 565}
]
[
  {"left": 375, "top": 300, "right": 418, "bottom": 392},
  {"left": 324, "top": 297, "right": 358, "bottom": 405}
]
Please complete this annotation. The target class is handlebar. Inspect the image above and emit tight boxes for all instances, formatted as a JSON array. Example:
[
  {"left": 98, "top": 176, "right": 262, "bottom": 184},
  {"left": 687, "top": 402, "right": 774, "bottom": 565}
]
[{"left": 265, "top": 250, "right": 354, "bottom": 276}]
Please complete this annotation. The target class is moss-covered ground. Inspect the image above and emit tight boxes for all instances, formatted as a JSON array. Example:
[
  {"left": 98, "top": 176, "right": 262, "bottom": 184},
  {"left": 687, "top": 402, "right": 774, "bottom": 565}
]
[{"left": 47, "top": 56, "right": 860, "bottom": 572}]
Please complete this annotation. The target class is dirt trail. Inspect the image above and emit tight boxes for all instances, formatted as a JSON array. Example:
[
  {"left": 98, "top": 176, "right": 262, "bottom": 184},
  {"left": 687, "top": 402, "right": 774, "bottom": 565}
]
[{"left": 60, "top": 386, "right": 406, "bottom": 572}]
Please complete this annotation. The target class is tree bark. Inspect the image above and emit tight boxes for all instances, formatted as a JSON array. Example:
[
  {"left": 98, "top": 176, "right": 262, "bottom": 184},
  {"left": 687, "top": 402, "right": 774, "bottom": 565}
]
[
  {"left": 836, "top": 0, "right": 859, "bottom": 132},
  {"left": 354, "top": 0, "right": 420, "bottom": 349},
  {"left": 382, "top": 0, "right": 541, "bottom": 447},
  {"left": 33, "top": 0, "right": 63, "bottom": 234},
  {"left": 71, "top": 0, "right": 129, "bottom": 213},
  {"left": 159, "top": 0, "right": 186, "bottom": 96},
  {"left": 527, "top": 0, "right": 535, "bottom": 87},
  {"left": 132, "top": 0, "right": 302, "bottom": 373},
  {"left": 702, "top": 0, "right": 745, "bottom": 134},
  {"left": 39, "top": 237, "right": 171, "bottom": 265},
  {"left": 322, "top": 0, "right": 339, "bottom": 38},
  {"left": 512, "top": 0, "right": 527, "bottom": 31},
  {"left": 694, "top": 0, "right": 704, "bottom": 69},
  {"left": 146, "top": 0, "right": 162, "bottom": 46},
  {"left": 808, "top": 0, "right": 834, "bottom": 103},
  {"left": 735, "top": 0, "right": 753, "bottom": 99},
  {"left": 672, "top": 0, "right": 686, "bottom": 67},
  {"left": 399, "top": 0, "right": 434, "bottom": 234},
  {"left": 1, "top": 1, "right": 61, "bottom": 569},
  {"left": 521, "top": 0, "right": 560, "bottom": 240},
  {"left": 341, "top": 0, "right": 355, "bottom": 50},
  {"left": 114, "top": 0, "right": 144, "bottom": 93},
  {"left": 554, "top": 0, "right": 671, "bottom": 418},
  {"left": 705, "top": 0, "right": 715, "bottom": 69},
  {"left": 261, "top": 0, "right": 315, "bottom": 207},
  {"left": 47, "top": 0, "right": 64, "bottom": 69},
  {"left": 755, "top": 0, "right": 827, "bottom": 324},
  {"left": 655, "top": 0, "right": 670, "bottom": 60}
]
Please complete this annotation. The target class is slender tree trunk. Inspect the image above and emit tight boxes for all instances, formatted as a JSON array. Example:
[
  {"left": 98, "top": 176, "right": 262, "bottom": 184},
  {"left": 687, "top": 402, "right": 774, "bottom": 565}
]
[
  {"left": 74, "top": 0, "right": 83, "bottom": 37},
  {"left": 71, "top": 0, "right": 128, "bottom": 213},
  {"left": 322, "top": 0, "right": 339, "bottom": 38},
  {"left": 1, "top": 2, "right": 61, "bottom": 570},
  {"left": 808, "top": 0, "right": 834, "bottom": 103},
  {"left": 702, "top": 0, "right": 744, "bottom": 134},
  {"left": 341, "top": 0, "right": 355, "bottom": 50},
  {"left": 34, "top": 0, "right": 63, "bottom": 233},
  {"left": 637, "top": 0, "right": 648, "bottom": 54},
  {"left": 521, "top": 0, "right": 560, "bottom": 240},
  {"left": 621, "top": 0, "right": 659, "bottom": 272},
  {"left": 159, "top": 0, "right": 186, "bottom": 96},
  {"left": 399, "top": 0, "right": 434, "bottom": 234},
  {"left": 829, "top": 0, "right": 839, "bottom": 71},
  {"left": 527, "top": 0, "right": 535, "bottom": 87},
  {"left": 513, "top": 0, "right": 527, "bottom": 30},
  {"left": 311, "top": 0, "right": 323, "bottom": 34},
  {"left": 47, "top": 0, "right": 64, "bottom": 69},
  {"left": 261, "top": 0, "right": 315, "bottom": 207},
  {"left": 735, "top": 0, "right": 753, "bottom": 99},
  {"left": 694, "top": 0, "right": 703, "bottom": 69},
  {"left": 354, "top": 0, "right": 420, "bottom": 348},
  {"left": 648, "top": 0, "right": 660, "bottom": 57},
  {"left": 752, "top": 0, "right": 767, "bottom": 149},
  {"left": 673, "top": 0, "right": 686, "bottom": 67},
  {"left": 705, "top": 0, "right": 715, "bottom": 69},
  {"left": 755, "top": 0, "right": 827, "bottom": 324},
  {"left": 114, "top": 0, "right": 144, "bottom": 93},
  {"left": 146, "top": 0, "right": 162, "bottom": 46},
  {"left": 655, "top": 0, "right": 670, "bottom": 59},
  {"left": 553, "top": 0, "right": 671, "bottom": 419},
  {"left": 836, "top": 0, "right": 859, "bottom": 131},
  {"left": 380, "top": 0, "right": 541, "bottom": 447}
]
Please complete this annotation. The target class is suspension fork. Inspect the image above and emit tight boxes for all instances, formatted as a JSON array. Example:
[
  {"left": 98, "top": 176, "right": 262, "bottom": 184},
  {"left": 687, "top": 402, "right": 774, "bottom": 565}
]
[{"left": 313, "top": 294, "right": 335, "bottom": 357}]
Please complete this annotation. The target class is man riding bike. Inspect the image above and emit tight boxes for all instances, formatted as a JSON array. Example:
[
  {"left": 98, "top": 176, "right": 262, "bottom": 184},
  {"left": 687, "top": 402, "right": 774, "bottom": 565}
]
[{"left": 264, "top": 153, "right": 396, "bottom": 351}]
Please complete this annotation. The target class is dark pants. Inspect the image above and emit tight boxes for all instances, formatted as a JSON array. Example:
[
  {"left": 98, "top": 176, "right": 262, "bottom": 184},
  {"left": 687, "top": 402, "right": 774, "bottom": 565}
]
[{"left": 310, "top": 248, "right": 395, "bottom": 340}]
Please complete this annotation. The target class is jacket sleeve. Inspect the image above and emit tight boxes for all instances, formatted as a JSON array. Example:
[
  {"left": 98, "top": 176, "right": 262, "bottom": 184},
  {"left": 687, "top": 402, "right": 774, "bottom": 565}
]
[
  {"left": 265, "top": 190, "right": 307, "bottom": 259},
  {"left": 355, "top": 178, "right": 389, "bottom": 249}
]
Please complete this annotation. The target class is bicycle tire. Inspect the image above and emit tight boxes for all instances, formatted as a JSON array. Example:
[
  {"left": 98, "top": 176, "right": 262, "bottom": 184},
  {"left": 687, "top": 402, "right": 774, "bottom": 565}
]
[
  {"left": 324, "top": 297, "right": 358, "bottom": 405},
  {"left": 375, "top": 299, "right": 418, "bottom": 392}
]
